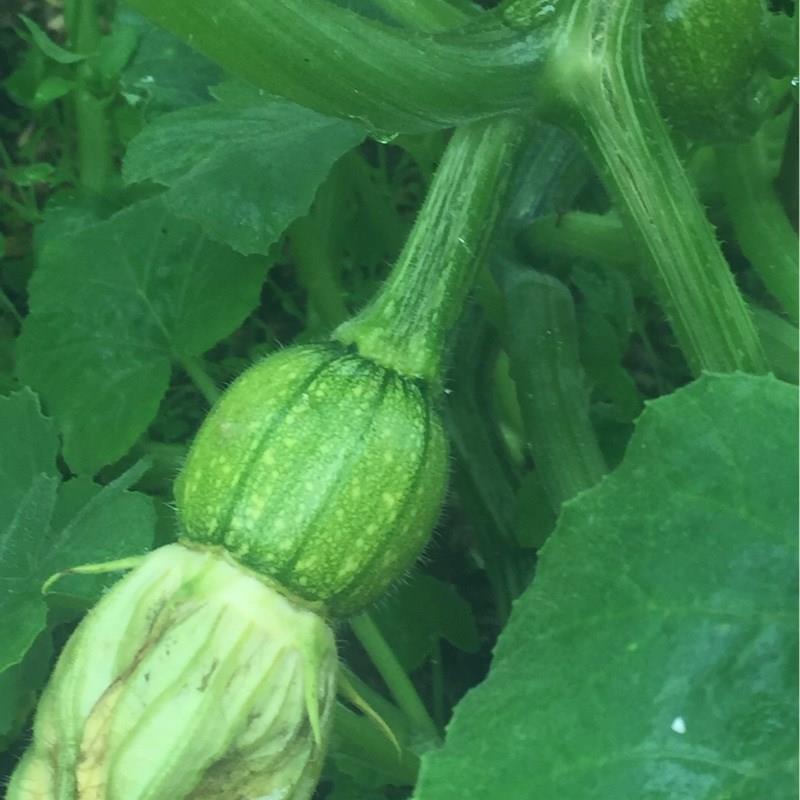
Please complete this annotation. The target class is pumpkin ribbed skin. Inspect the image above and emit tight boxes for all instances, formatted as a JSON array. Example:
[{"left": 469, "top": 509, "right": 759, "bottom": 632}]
[{"left": 176, "top": 343, "right": 448, "bottom": 617}]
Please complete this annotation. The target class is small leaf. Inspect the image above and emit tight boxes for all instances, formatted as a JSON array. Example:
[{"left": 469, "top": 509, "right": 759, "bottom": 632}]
[
  {"left": 373, "top": 573, "right": 479, "bottom": 672},
  {"left": 0, "top": 388, "right": 59, "bottom": 527},
  {"left": 0, "top": 390, "right": 156, "bottom": 733},
  {"left": 578, "top": 310, "right": 643, "bottom": 421},
  {"left": 6, "top": 162, "right": 56, "bottom": 187},
  {"left": 123, "top": 84, "right": 365, "bottom": 255},
  {"left": 91, "top": 24, "right": 140, "bottom": 82},
  {"left": 32, "top": 76, "right": 75, "bottom": 108},
  {"left": 42, "top": 461, "right": 155, "bottom": 604},
  {"left": 16, "top": 196, "right": 269, "bottom": 474},
  {"left": 19, "top": 14, "right": 86, "bottom": 64},
  {"left": 417, "top": 373, "right": 798, "bottom": 800}
]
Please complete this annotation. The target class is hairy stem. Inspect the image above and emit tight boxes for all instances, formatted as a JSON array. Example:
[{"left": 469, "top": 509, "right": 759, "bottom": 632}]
[
  {"left": 546, "top": 0, "right": 767, "bottom": 374},
  {"left": 336, "top": 115, "right": 526, "bottom": 382}
]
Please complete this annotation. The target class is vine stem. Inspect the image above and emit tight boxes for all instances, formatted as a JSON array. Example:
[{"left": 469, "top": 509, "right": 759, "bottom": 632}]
[
  {"left": 289, "top": 160, "right": 351, "bottom": 331},
  {"left": 545, "top": 0, "right": 767, "bottom": 375},
  {"left": 350, "top": 612, "right": 440, "bottom": 742},
  {"left": 523, "top": 210, "right": 633, "bottom": 271},
  {"left": 718, "top": 140, "right": 799, "bottom": 324},
  {"left": 178, "top": 355, "right": 221, "bottom": 406},
  {"left": 500, "top": 264, "right": 607, "bottom": 510},
  {"left": 125, "top": 0, "right": 551, "bottom": 134},
  {"left": 66, "top": 0, "right": 112, "bottom": 194},
  {"left": 335, "top": 115, "right": 526, "bottom": 383}
]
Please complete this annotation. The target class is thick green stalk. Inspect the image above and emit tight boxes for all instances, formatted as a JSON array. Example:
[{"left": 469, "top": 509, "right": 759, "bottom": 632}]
[
  {"left": 523, "top": 210, "right": 633, "bottom": 271},
  {"left": 67, "top": 0, "right": 112, "bottom": 194},
  {"left": 718, "top": 141, "right": 799, "bottom": 323},
  {"left": 504, "top": 123, "right": 590, "bottom": 225},
  {"left": 544, "top": 0, "right": 767, "bottom": 375},
  {"left": 500, "top": 263, "right": 607, "bottom": 509},
  {"left": 524, "top": 210, "right": 799, "bottom": 381},
  {"left": 336, "top": 116, "right": 526, "bottom": 382},
  {"left": 124, "top": 0, "right": 554, "bottom": 134}
]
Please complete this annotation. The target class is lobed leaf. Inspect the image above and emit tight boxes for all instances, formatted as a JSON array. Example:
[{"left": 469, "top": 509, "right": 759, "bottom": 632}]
[
  {"left": 16, "top": 196, "right": 269, "bottom": 475},
  {"left": 0, "top": 390, "right": 156, "bottom": 736},
  {"left": 123, "top": 84, "right": 365, "bottom": 256},
  {"left": 416, "top": 373, "right": 798, "bottom": 800}
]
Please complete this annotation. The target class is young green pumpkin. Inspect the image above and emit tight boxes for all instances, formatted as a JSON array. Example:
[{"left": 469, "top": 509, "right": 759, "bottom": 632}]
[{"left": 176, "top": 342, "right": 448, "bottom": 617}]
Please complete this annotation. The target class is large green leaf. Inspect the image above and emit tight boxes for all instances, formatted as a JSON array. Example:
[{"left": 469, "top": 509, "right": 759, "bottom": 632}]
[
  {"left": 0, "top": 389, "right": 156, "bottom": 735},
  {"left": 416, "top": 373, "right": 798, "bottom": 800},
  {"left": 123, "top": 84, "right": 365, "bottom": 255},
  {"left": 16, "top": 196, "right": 268, "bottom": 474}
]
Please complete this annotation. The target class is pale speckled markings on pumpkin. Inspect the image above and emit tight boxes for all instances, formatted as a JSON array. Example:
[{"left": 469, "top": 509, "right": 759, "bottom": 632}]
[
  {"left": 208, "top": 347, "right": 345, "bottom": 543},
  {"left": 268, "top": 361, "right": 392, "bottom": 583},
  {"left": 227, "top": 355, "right": 382, "bottom": 575},
  {"left": 176, "top": 344, "right": 339, "bottom": 543},
  {"left": 296, "top": 375, "right": 438, "bottom": 614},
  {"left": 324, "top": 374, "right": 447, "bottom": 615}
]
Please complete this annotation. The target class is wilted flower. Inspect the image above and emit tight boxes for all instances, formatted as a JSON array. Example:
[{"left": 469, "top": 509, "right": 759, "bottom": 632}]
[{"left": 8, "top": 543, "right": 338, "bottom": 800}]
